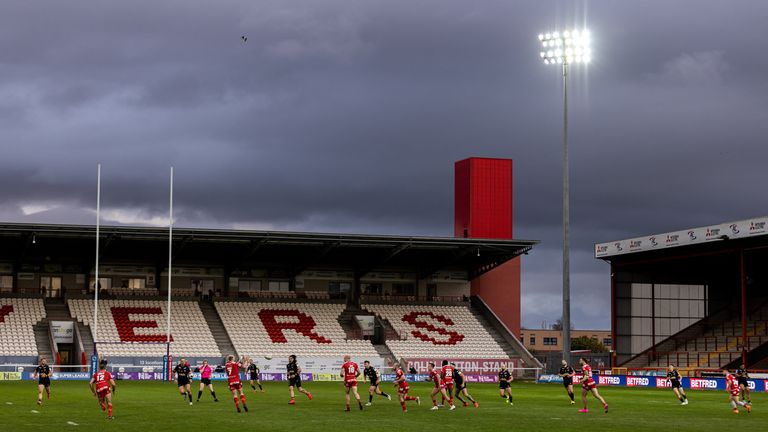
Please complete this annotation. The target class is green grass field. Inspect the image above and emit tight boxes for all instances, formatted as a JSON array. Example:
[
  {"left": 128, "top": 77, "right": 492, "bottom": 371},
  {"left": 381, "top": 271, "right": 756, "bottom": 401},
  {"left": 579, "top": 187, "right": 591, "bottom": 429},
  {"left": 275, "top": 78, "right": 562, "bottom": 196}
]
[{"left": 0, "top": 381, "right": 764, "bottom": 431}]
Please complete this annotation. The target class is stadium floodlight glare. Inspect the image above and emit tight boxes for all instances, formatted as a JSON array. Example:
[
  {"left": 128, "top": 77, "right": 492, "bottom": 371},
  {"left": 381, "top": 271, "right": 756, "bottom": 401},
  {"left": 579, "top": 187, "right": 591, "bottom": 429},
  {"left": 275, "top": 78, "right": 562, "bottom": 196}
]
[
  {"left": 537, "top": 27, "right": 592, "bottom": 364},
  {"left": 539, "top": 28, "right": 591, "bottom": 65}
]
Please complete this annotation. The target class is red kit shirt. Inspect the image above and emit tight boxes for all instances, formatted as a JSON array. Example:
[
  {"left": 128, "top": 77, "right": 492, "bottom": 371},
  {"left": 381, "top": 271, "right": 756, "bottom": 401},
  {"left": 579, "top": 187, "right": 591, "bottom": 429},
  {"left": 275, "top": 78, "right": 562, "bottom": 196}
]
[
  {"left": 726, "top": 374, "right": 739, "bottom": 395},
  {"left": 582, "top": 364, "right": 595, "bottom": 385},
  {"left": 93, "top": 370, "right": 112, "bottom": 393},
  {"left": 226, "top": 361, "right": 241, "bottom": 385},
  {"left": 441, "top": 365, "right": 455, "bottom": 385},
  {"left": 342, "top": 361, "right": 359, "bottom": 384},
  {"left": 396, "top": 368, "right": 408, "bottom": 389},
  {"left": 430, "top": 369, "right": 444, "bottom": 388}
]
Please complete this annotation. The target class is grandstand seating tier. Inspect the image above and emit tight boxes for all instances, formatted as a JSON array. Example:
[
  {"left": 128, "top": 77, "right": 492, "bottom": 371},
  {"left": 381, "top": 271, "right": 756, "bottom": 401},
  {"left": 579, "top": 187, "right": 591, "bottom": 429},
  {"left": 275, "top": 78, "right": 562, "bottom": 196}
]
[
  {"left": 68, "top": 299, "right": 221, "bottom": 358},
  {"left": 0, "top": 298, "right": 46, "bottom": 357}
]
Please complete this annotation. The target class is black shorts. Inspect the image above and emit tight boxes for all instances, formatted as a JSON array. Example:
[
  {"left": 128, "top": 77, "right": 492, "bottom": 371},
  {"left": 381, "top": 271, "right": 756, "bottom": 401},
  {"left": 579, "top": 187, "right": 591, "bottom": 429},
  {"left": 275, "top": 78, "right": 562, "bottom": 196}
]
[
  {"left": 39, "top": 378, "right": 51, "bottom": 387},
  {"left": 562, "top": 377, "right": 573, "bottom": 387},
  {"left": 177, "top": 377, "right": 190, "bottom": 386},
  {"left": 499, "top": 381, "right": 510, "bottom": 390},
  {"left": 369, "top": 380, "right": 379, "bottom": 387},
  {"left": 671, "top": 380, "right": 681, "bottom": 389},
  {"left": 201, "top": 378, "right": 211, "bottom": 385},
  {"left": 289, "top": 377, "right": 302, "bottom": 388},
  {"left": 455, "top": 382, "right": 466, "bottom": 391},
  {"left": 250, "top": 374, "right": 259, "bottom": 381},
  {"left": 738, "top": 378, "right": 748, "bottom": 387}
]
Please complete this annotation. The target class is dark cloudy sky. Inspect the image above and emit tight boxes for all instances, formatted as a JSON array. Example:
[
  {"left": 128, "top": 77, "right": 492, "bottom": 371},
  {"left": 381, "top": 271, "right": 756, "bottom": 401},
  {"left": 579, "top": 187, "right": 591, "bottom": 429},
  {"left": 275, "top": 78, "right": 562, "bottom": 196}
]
[{"left": 2, "top": 1, "right": 767, "bottom": 329}]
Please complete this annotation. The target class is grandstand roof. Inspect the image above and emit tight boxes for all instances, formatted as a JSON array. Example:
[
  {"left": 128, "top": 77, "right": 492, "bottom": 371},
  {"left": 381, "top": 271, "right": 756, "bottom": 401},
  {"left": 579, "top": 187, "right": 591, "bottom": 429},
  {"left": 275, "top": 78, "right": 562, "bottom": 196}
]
[{"left": 0, "top": 222, "right": 537, "bottom": 279}]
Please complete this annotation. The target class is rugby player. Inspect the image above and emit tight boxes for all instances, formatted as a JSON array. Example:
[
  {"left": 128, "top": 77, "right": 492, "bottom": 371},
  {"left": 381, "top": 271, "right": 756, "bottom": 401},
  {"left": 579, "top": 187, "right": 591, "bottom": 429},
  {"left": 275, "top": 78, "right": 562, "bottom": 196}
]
[
  {"left": 174, "top": 358, "right": 193, "bottom": 405},
  {"left": 498, "top": 366, "right": 514, "bottom": 406},
  {"left": 225, "top": 355, "right": 249, "bottom": 413},
  {"left": 393, "top": 362, "right": 420, "bottom": 412},
  {"left": 440, "top": 360, "right": 455, "bottom": 408},
  {"left": 559, "top": 359, "right": 575, "bottom": 404},
  {"left": 89, "top": 359, "right": 116, "bottom": 420},
  {"left": 578, "top": 357, "right": 608, "bottom": 413},
  {"left": 247, "top": 359, "right": 264, "bottom": 393},
  {"left": 725, "top": 369, "right": 751, "bottom": 414},
  {"left": 666, "top": 365, "right": 687, "bottom": 405},
  {"left": 341, "top": 355, "right": 364, "bottom": 411},
  {"left": 287, "top": 354, "right": 313, "bottom": 404},
  {"left": 34, "top": 357, "right": 52, "bottom": 406},
  {"left": 428, "top": 362, "right": 455, "bottom": 410},
  {"left": 736, "top": 364, "right": 751, "bottom": 405},
  {"left": 196, "top": 359, "right": 218, "bottom": 402},
  {"left": 363, "top": 360, "right": 390, "bottom": 406},
  {"left": 451, "top": 363, "right": 478, "bottom": 408}
]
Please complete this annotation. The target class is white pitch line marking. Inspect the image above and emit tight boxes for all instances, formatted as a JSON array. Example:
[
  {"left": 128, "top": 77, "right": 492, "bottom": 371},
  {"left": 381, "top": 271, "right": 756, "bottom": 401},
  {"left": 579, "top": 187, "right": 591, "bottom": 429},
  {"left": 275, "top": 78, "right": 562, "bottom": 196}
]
[
  {"left": 5, "top": 402, "right": 13, "bottom": 405},
  {"left": 31, "top": 409, "right": 40, "bottom": 413},
  {"left": 67, "top": 421, "right": 79, "bottom": 426}
]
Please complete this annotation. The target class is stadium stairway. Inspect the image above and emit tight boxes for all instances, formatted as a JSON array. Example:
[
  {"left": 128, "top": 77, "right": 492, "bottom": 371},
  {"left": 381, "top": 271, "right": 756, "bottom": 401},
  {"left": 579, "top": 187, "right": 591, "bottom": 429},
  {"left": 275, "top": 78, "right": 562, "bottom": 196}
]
[
  {"left": 77, "top": 321, "right": 94, "bottom": 360},
  {"left": 199, "top": 300, "right": 236, "bottom": 360},
  {"left": 471, "top": 296, "right": 543, "bottom": 368},
  {"left": 33, "top": 322, "right": 52, "bottom": 363}
]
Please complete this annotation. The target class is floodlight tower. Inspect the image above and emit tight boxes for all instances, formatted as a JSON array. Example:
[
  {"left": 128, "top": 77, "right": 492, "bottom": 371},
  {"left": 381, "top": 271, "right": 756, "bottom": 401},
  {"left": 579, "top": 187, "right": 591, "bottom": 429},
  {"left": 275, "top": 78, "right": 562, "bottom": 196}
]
[{"left": 537, "top": 29, "right": 591, "bottom": 362}]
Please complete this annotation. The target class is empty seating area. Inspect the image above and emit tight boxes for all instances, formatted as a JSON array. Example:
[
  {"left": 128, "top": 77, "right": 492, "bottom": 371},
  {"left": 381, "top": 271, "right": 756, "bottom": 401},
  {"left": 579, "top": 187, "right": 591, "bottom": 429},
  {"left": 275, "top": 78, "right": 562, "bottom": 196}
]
[
  {"left": 0, "top": 298, "right": 45, "bottom": 357},
  {"left": 364, "top": 304, "right": 509, "bottom": 359},
  {"left": 68, "top": 299, "right": 220, "bottom": 358},
  {"left": 107, "top": 287, "right": 159, "bottom": 297},
  {"left": 215, "top": 301, "right": 379, "bottom": 358}
]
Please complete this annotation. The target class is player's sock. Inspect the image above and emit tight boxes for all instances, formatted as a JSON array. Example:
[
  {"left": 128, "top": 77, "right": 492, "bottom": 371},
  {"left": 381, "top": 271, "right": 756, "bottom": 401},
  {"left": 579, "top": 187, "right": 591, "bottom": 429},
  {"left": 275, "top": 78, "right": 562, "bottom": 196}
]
[
  {"left": 568, "top": 391, "right": 574, "bottom": 402},
  {"left": 432, "top": 398, "right": 437, "bottom": 407},
  {"left": 251, "top": 384, "right": 256, "bottom": 390},
  {"left": 441, "top": 396, "right": 445, "bottom": 405},
  {"left": 211, "top": 391, "right": 217, "bottom": 401},
  {"left": 730, "top": 400, "right": 737, "bottom": 409},
  {"left": 46, "top": 390, "right": 50, "bottom": 400},
  {"left": 107, "top": 403, "right": 112, "bottom": 417},
  {"left": 380, "top": 391, "right": 389, "bottom": 399},
  {"left": 400, "top": 401, "right": 407, "bottom": 411},
  {"left": 240, "top": 394, "right": 247, "bottom": 406},
  {"left": 197, "top": 391, "right": 202, "bottom": 401},
  {"left": 234, "top": 397, "right": 240, "bottom": 410},
  {"left": 100, "top": 401, "right": 106, "bottom": 411},
  {"left": 187, "top": 392, "right": 193, "bottom": 403},
  {"left": 737, "top": 401, "right": 747, "bottom": 407},
  {"left": 258, "top": 383, "right": 263, "bottom": 391}
]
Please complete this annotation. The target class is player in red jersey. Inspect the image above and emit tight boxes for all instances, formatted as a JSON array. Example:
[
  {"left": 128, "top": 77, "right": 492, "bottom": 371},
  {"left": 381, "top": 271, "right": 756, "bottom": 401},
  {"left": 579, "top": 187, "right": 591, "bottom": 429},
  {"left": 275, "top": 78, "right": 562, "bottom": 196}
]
[
  {"left": 724, "top": 369, "right": 751, "bottom": 414},
  {"left": 427, "top": 362, "right": 455, "bottom": 411},
  {"left": 225, "top": 355, "right": 249, "bottom": 413},
  {"left": 393, "top": 362, "right": 420, "bottom": 412},
  {"left": 89, "top": 359, "right": 116, "bottom": 420},
  {"left": 341, "top": 355, "right": 364, "bottom": 411},
  {"left": 440, "top": 360, "right": 456, "bottom": 408},
  {"left": 578, "top": 357, "right": 608, "bottom": 414}
]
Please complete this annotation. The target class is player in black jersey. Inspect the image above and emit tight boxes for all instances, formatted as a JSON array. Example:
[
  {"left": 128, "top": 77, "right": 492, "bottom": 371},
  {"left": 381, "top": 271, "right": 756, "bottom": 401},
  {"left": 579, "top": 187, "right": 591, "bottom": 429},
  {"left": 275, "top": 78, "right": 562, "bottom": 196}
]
[
  {"left": 174, "top": 358, "right": 193, "bottom": 405},
  {"left": 736, "top": 364, "right": 751, "bottom": 405},
  {"left": 666, "top": 365, "right": 688, "bottom": 405},
  {"left": 362, "top": 360, "right": 390, "bottom": 406},
  {"left": 34, "top": 357, "right": 52, "bottom": 406},
  {"left": 287, "top": 355, "right": 312, "bottom": 404},
  {"left": 247, "top": 359, "right": 264, "bottom": 393},
  {"left": 498, "top": 366, "right": 513, "bottom": 406},
  {"left": 559, "top": 359, "right": 576, "bottom": 404},
  {"left": 451, "top": 363, "right": 478, "bottom": 408}
]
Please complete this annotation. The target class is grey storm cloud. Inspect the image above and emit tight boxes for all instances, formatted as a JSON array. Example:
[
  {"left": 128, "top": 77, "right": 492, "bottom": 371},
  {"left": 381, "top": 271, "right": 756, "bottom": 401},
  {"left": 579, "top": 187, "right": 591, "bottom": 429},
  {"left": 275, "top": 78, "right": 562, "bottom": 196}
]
[{"left": 1, "top": 0, "right": 767, "bottom": 328}]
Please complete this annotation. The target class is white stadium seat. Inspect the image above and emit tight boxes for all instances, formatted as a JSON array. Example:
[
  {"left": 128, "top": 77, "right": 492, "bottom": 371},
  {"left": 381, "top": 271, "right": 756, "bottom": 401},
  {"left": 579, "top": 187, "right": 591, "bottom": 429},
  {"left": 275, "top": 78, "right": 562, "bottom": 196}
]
[
  {"left": 68, "top": 299, "right": 220, "bottom": 358},
  {"left": 0, "top": 298, "right": 46, "bottom": 357},
  {"left": 215, "top": 301, "right": 379, "bottom": 359},
  {"left": 363, "top": 304, "right": 509, "bottom": 360}
]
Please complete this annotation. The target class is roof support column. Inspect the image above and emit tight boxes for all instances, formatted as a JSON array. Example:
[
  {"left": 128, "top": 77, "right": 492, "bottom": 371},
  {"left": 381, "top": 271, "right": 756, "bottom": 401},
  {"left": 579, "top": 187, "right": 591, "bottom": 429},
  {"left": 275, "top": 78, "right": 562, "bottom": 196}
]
[{"left": 740, "top": 250, "right": 748, "bottom": 367}]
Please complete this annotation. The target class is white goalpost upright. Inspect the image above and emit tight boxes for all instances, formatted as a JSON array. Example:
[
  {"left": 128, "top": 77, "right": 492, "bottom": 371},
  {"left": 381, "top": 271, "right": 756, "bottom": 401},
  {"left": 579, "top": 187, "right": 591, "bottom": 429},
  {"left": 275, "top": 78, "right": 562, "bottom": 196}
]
[
  {"left": 92, "top": 164, "right": 101, "bottom": 356},
  {"left": 166, "top": 167, "right": 174, "bottom": 358}
]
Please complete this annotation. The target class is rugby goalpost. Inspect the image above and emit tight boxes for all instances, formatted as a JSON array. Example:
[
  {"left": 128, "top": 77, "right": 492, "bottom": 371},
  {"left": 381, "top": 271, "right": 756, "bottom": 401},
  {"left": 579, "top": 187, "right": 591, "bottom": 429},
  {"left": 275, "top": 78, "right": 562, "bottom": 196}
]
[{"left": 91, "top": 166, "right": 175, "bottom": 374}]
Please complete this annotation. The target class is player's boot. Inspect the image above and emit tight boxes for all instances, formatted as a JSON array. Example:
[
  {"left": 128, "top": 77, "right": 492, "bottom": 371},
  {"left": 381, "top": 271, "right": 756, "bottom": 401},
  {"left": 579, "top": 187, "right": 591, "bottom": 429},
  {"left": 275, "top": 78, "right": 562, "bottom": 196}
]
[
  {"left": 682, "top": 400, "right": 688, "bottom": 406},
  {"left": 463, "top": 402, "right": 468, "bottom": 407},
  {"left": 346, "top": 406, "right": 351, "bottom": 412},
  {"left": 289, "top": 398, "right": 296, "bottom": 405},
  {"left": 450, "top": 404, "right": 456, "bottom": 411},
  {"left": 473, "top": 401, "right": 479, "bottom": 408},
  {"left": 578, "top": 409, "right": 589, "bottom": 413},
  {"left": 236, "top": 406, "right": 241, "bottom": 413},
  {"left": 359, "top": 401, "right": 364, "bottom": 410},
  {"left": 365, "top": 402, "right": 372, "bottom": 406},
  {"left": 571, "top": 400, "right": 575, "bottom": 405},
  {"left": 746, "top": 404, "right": 751, "bottom": 413},
  {"left": 107, "top": 416, "right": 114, "bottom": 420},
  {"left": 430, "top": 406, "right": 439, "bottom": 411},
  {"left": 387, "top": 394, "right": 391, "bottom": 401},
  {"left": 732, "top": 408, "right": 739, "bottom": 414},
  {"left": 243, "top": 404, "right": 249, "bottom": 413},
  {"left": 307, "top": 392, "right": 313, "bottom": 401},
  {"left": 415, "top": 396, "right": 421, "bottom": 406},
  {"left": 603, "top": 404, "right": 609, "bottom": 413}
]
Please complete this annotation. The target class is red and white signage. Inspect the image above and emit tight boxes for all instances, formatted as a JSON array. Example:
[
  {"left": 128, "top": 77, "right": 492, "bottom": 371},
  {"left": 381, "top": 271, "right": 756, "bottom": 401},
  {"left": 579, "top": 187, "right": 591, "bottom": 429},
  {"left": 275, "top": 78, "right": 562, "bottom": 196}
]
[
  {"left": 599, "top": 375, "right": 621, "bottom": 385},
  {"left": 595, "top": 216, "right": 768, "bottom": 258},
  {"left": 656, "top": 378, "right": 672, "bottom": 388},
  {"left": 406, "top": 358, "right": 518, "bottom": 375}
]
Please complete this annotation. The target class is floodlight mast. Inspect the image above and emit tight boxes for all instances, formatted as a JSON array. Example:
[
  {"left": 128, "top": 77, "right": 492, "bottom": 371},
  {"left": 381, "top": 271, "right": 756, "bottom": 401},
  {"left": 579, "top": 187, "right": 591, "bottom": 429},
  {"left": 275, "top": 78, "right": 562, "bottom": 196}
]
[{"left": 538, "top": 29, "right": 591, "bottom": 363}]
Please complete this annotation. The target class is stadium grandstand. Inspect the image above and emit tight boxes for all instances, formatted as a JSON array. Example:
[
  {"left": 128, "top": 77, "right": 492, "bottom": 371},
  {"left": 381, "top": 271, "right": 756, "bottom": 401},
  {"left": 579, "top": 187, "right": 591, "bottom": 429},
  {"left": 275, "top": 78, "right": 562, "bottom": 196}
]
[
  {"left": 0, "top": 220, "right": 539, "bottom": 373},
  {"left": 596, "top": 216, "right": 768, "bottom": 373}
]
